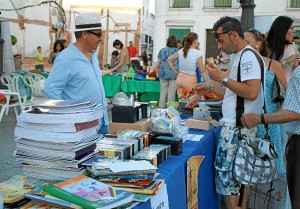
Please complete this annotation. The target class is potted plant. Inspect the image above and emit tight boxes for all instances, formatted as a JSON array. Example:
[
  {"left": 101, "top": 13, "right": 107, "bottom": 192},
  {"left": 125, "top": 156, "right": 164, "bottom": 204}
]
[
  {"left": 11, "top": 35, "right": 22, "bottom": 71},
  {"left": 11, "top": 35, "right": 17, "bottom": 46}
]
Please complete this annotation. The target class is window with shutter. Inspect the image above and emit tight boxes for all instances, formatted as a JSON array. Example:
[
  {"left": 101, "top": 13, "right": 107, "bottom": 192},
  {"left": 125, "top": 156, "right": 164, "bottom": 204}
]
[
  {"left": 290, "top": 0, "right": 300, "bottom": 7},
  {"left": 214, "top": 0, "right": 232, "bottom": 7},
  {"left": 171, "top": 0, "right": 191, "bottom": 8},
  {"left": 168, "top": 27, "right": 192, "bottom": 43}
]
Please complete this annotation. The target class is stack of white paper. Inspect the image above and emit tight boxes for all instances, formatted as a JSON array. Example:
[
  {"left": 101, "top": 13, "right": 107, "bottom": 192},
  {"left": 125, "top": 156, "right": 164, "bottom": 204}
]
[{"left": 14, "top": 99, "right": 104, "bottom": 180}]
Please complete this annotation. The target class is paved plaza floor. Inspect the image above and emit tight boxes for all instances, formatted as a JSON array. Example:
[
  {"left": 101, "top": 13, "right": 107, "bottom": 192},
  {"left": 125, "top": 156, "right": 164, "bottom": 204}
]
[{"left": 0, "top": 109, "right": 22, "bottom": 182}]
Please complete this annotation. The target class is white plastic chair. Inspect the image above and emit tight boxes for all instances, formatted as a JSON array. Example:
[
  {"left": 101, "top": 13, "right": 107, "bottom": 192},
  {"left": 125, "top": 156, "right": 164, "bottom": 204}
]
[
  {"left": 0, "top": 89, "right": 23, "bottom": 122},
  {"left": 0, "top": 73, "right": 28, "bottom": 115},
  {"left": 23, "top": 73, "right": 46, "bottom": 100}
]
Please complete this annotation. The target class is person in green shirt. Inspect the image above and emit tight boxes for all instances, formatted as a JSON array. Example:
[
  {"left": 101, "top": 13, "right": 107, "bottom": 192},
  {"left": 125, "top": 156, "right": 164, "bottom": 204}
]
[{"left": 35, "top": 46, "right": 44, "bottom": 71}]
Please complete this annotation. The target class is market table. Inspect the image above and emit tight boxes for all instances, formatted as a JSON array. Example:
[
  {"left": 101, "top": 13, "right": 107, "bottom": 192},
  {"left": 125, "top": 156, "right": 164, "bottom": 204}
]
[
  {"left": 134, "top": 127, "right": 221, "bottom": 209},
  {"left": 101, "top": 75, "right": 123, "bottom": 98},
  {"left": 122, "top": 79, "right": 160, "bottom": 102}
]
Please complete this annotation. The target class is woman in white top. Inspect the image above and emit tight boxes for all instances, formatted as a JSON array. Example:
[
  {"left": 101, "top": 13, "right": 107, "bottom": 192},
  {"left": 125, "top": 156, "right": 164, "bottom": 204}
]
[{"left": 167, "top": 32, "right": 208, "bottom": 101}]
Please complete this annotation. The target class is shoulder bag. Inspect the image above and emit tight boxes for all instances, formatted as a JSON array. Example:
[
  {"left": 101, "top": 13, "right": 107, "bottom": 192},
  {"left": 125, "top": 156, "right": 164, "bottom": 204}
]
[{"left": 232, "top": 48, "right": 278, "bottom": 186}]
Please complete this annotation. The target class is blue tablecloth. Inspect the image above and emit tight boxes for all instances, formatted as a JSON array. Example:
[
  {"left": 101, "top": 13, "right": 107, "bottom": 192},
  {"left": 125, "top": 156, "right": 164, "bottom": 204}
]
[{"left": 134, "top": 128, "right": 221, "bottom": 209}]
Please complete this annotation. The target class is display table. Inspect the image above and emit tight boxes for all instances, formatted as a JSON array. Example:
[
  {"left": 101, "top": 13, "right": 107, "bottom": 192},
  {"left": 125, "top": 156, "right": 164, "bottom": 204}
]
[
  {"left": 134, "top": 128, "right": 221, "bottom": 209},
  {"left": 102, "top": 75, "right": 123, "bottom": 98},
  {"left": 122, "top": 80, "right": 160, "bottom": 102}
]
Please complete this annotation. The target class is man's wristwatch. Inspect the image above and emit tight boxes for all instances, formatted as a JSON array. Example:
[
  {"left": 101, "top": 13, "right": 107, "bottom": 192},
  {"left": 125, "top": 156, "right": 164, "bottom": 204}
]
[{"left": 221, "top": 77, "right": 230, "bottom": 87}]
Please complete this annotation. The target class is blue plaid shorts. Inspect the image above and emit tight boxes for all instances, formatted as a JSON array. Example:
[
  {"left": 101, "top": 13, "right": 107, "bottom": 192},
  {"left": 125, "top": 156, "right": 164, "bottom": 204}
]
[{"left": 215, "top": 123, "right": 256, "bottom": 195}]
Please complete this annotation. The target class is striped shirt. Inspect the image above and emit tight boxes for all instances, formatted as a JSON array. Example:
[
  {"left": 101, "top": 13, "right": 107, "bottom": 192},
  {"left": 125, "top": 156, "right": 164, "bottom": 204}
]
[{"left": 283, "top": 66, "right": 300, "bottom": 135}]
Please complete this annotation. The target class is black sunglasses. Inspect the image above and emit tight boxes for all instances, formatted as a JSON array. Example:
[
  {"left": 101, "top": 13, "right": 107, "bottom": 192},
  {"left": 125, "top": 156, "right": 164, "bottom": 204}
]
[
  {"left": 213, "top": 31, "right": 232, "bottom": 39},
  {"left": 87, "top": 30, "right": 102, "bottom": 38}
]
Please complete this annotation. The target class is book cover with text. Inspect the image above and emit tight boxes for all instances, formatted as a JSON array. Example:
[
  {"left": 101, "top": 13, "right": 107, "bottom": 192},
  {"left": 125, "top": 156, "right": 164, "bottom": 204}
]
[{"left": 43, "top": 174, "right": 134, "bottom": 209}]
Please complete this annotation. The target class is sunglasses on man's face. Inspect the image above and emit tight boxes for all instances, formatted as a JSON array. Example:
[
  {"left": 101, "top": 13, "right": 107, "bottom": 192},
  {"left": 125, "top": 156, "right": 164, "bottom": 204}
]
[
  {"left": 87, "top": 30, "right": 102, "bottom": 38},
  {"left": 213, "top": 31, "right": 232, "bottom": 39}
]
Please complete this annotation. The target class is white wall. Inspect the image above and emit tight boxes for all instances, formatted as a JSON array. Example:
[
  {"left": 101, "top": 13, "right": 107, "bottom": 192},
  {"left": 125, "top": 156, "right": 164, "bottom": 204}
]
[
  {"left": 153, "top": 0, "right": 241, "bottom": 61},
  {"left": 153, "top": 0, "right": 300, "bottom": 61},
  {"left": 0, "top": 0, "right": 149, "bottom": 60},
  {"left": 1, "top": 0, "right": 50, "bottom": 56}
]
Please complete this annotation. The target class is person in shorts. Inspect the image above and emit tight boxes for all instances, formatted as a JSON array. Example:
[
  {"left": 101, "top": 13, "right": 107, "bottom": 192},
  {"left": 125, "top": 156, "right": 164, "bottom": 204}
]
[{"left": 186, "top": 16, "right": 265, "bottom": 208}]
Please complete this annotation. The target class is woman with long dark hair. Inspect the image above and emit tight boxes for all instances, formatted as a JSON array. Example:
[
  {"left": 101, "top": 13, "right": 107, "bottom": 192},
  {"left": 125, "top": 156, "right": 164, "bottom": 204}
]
[
  {"left": 48, "top": 39, "right": 64, "bottom": 64},
  {"left": 267, "top": 16, "right": 299, "bottom": 82}
]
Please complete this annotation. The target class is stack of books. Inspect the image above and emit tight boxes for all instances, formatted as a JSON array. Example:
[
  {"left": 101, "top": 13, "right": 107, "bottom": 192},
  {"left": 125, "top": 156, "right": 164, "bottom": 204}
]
[
  {"left": 0, "top": 174, "right": 135, "bottom": 209},
  {"left": 42, "top": 174, "right": 135, "bottom": 209},
  {"left": 13, "top": 99, "right": 104, "bottom": 180},
  {"left": 87, "top": 159, "right": 163, "bottom": 197}
]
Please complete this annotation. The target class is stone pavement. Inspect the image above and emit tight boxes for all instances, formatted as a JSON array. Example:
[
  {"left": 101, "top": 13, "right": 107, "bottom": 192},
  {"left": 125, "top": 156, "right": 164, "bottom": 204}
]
[
  {"left": 0, "top": 109, "right": 22, "bottom": 182},
  {"left": 0, "top": 107, "right": 112, "bottom": 182}
]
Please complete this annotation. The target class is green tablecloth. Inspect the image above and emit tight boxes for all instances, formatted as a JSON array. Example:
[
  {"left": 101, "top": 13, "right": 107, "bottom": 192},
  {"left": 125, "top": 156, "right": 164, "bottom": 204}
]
[
  {"left": 15, "top": 72, "right": 160, "bottom": 102},
  {"left": 102, "top": 75, "right": 123, "bottom": 97},
  {"left": 122, "top": 80, "right": 160, "bottom": 102}
]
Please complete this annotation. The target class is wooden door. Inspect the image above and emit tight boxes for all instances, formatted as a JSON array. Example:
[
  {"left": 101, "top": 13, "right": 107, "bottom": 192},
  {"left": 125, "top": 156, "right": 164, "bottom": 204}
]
[{"left": 205, "top": 29, "right": 219, "bottom": 59}]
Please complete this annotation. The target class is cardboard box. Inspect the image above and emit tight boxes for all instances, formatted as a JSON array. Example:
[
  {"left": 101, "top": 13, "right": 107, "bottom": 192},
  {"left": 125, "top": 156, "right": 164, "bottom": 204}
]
[
  {"left": 110, "top": 118, "right": 152, "bottom": 134},
  {"left": 184, "top": 118, "right": 219, "bottom": 130}
]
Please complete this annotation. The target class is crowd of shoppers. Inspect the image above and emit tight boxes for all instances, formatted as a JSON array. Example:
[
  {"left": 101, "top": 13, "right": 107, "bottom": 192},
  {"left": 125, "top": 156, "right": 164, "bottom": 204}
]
[{"left": 40, "top": 11, "right": 300, "bottom": 209}]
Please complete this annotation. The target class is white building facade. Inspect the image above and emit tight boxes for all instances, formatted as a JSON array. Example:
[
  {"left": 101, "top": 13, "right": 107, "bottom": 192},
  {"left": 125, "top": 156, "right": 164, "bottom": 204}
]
[
  {"left": 153, "top": 0, "right": 300, "bottom": 62},
  {"left": 0, "top": 0, "right": 155, "bottom": 64}
]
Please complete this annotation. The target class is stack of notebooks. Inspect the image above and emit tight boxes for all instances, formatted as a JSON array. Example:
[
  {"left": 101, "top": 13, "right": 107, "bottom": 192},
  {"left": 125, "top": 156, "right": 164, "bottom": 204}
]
[{"left": 14, "top": 99, "right": 104, "bottom": 180}]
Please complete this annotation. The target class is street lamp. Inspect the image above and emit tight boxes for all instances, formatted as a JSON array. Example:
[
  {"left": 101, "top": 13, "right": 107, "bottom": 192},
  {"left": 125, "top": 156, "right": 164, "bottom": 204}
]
[{"left": 237, "top": 0, "right": 256, "bottom": 31}]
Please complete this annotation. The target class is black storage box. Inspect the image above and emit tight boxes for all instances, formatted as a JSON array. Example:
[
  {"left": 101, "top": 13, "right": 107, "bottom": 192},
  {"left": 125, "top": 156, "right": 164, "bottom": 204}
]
[
  {"left": 112, "top": 105, "right": 141, "bottom": 123},
  {"left": 135, "top": 102, "right": 150, "bottom": 118},
  {"left": 209, "top": 110, "right": 222, "bottom": 121},
  {"left": 154, "top": 136, "right": 183, "bottom": 156},
  {"left": 149, "top": 131, "right": 173, "bottom": 145}
]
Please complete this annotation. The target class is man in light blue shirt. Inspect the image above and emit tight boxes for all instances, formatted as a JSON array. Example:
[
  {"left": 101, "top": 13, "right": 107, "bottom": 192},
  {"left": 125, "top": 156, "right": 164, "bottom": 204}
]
[{"left": 44, "top": 13, "right": 109, "bottom": 133}]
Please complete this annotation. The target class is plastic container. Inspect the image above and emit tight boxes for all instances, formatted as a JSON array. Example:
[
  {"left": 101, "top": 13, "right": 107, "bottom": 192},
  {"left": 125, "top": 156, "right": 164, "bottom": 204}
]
[{"left": 149, "top": 101, "right": 157, "bottom": 109}]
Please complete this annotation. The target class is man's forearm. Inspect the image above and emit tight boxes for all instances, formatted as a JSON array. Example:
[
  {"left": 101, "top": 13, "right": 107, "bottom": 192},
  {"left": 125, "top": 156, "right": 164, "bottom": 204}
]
[
  {"left": 211, "top": 81, "right": 225, "bottom": 96},
  {"left": 225, "top": 79, "right": 260, "bottom": 101},
  {"left": 264, "top": 110, "right": 300, "bottom": 124}
]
